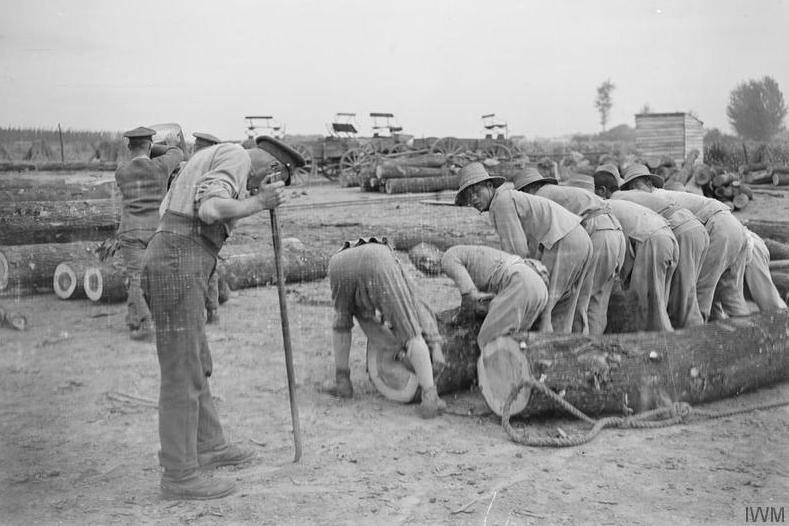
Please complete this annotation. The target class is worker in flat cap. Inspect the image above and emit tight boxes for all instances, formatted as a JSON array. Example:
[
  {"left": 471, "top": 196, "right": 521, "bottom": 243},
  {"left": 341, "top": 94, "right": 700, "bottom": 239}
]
[
  {"left": 141, "top": 139, "right": 292, "bottom": 501},
  {"left": 190, "top": 131, "right": 226, "bottom": 324},
  {"left": 455, "top": 162, "right": 593, "bottom": 334},
  {"left": 115, "top": 126, "right": 184, "bottom": 340},
  {"left": 612, "top": 164, "right": 709, "bottom": 328},
  {"left": 594, "top": 165, "right": 679, "bottom": 331},
  {"left": 513, "top": 167, "right": 625, "bottom": 335}
]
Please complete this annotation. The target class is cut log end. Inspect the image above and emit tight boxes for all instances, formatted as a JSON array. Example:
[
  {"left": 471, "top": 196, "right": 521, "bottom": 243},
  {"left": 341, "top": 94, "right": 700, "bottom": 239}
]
[
  {"left": 0, "top": 251, "right": 8, "bottom": 291},
  {"left": 477, "top": 336, "right": 533, "bottom": 417},
  {"left": 732, "top": 193, "right": 750, "bottom": 210},
  {"left": 83, "top": 264, "right": 126, "bottom": 303},
  {"left": 366, "top": 339, "right": 419, "bottom": 403},
  {"left": 84, "top": 267, "right": 104, "bottom": 302},
  {"left": 53, "top": 262, "right": 78, "bottom": 300}
]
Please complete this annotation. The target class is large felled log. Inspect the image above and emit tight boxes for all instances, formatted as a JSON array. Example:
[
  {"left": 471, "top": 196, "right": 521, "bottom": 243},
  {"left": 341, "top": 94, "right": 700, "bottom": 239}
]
[
  {"left": 384, "top": 176, "right": 459, "bottom": 194},
  {"left": 771, "top": 272, "right": 789, "bottom": 301},
  {"left": 0, "top": 199, "right": 120, "bottom": 245},
  {"left": 0, "top": 180, "right": 116, "bottom": 202},
  {"left": 376, "top": 165, "right": 448, "bottom": 179},
  {"left": 743, "top": 170, "right": 773, "bottom": 185},
  {"left": 0, "top": 242, "right": 99, "bottom": 295},
  {"left": 771, "top": 173, "right": 789, "bottom": 186},
  {"left": 217, "top": 240, "right": 330, "bottom": 290},
  {"left": 741, "top": 219, "right": 789, "bottom": 244},
  {"left": 84, "top": 259, "right": 126, "bottom": 303},
  {"left": 378, "top": 154, "right": 447, "bottom": 169},
  {"left": 0, "top": 161, "right": 117, "bottom": 172}
]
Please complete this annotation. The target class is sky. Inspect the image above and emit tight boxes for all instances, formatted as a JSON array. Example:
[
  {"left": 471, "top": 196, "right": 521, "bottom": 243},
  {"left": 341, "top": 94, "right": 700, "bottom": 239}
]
[{"left": 1, "top": 0, "right": 787, "bottom": 141}]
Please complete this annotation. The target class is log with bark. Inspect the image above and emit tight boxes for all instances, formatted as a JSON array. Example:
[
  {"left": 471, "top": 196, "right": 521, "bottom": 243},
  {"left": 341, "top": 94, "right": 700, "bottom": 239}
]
[
  {"left": 378, "top": 154, "right": 447, "bottom": 169},
  {"left": 732, "top": 193, "right": 749, "bottom": 210},
  {"left": 0, "top": 241, "right": 100, "bottom": 295},
  {"left": 384, "top": 176, "right": 459, "bottom": 194},
  {"left": 741, "top": 219, "right": 789, "bottom": 244},
  {"left": 0, "top": 161, "right": 117, "bottom": 172},
  {"left": 769, "top": 259, "right": 789, "bottom": 272},
  {"left": 771, "top": 172, "right": 789, "bottom": 186},
  {"left": 0, "top": 304, "right": 28, "bottom": 330},
  {"left": 744, "top": 170, "right": 773, "bottom": 185},
  {"left": 376, "top": 165, "right": 449, "bottom": 179},
  {"left": 0, "top": 199, "right": 120, "bottom": 245},
  {"left": 84, "top": 259, "right": 127, "bottom": 303},
  {"left": 771, "top": 272, "right": 789, "bottom": 301},
  {"left": 217, "top": 241, "right": 330, "bottom": 290},
  {"left": 0, "top": 180, "right": 116, "bottom": 202}
]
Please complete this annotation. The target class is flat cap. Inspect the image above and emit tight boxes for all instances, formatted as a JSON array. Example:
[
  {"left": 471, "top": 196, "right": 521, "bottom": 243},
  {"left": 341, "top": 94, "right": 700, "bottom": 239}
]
[
  {"left": 123, "top": 126, "right": 156, "bottom": 139},
  {"left": 193, "top": 132, "right": 221, "bottom": 144}
]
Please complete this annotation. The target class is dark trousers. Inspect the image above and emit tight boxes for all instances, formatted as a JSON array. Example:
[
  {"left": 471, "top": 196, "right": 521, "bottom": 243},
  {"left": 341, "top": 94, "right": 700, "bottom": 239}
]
[
  {"left": 142, "top": 232, "right": 225, "bottom": 473},
  {"left": 118, "top": 233, "right": 153, "bottom": 330}
]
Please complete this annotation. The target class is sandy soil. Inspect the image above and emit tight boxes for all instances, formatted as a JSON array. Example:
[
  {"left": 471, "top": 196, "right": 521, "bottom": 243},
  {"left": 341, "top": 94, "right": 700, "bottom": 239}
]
[{"left": 1, "top": 178, "right": 788, "bottom": 525}]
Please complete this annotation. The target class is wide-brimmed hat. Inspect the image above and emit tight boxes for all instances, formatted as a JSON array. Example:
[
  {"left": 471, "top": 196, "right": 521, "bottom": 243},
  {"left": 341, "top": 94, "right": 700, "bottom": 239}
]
[
  {"left": 620, "top": 163, "right": 663, "bottom": 189},
  {"left": 593, "top": 163, "right": 624, "bottom": 189},
  {"left": 512, "top": 167, "right": 557, "bottom": 191},
  {"left": 454, "top": 162, "right": 505, "bottom": 205}
]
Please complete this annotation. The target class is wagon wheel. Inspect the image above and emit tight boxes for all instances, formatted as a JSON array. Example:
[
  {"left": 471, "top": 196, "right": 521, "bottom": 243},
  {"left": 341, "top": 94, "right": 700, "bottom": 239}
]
[
  {"left": 290, "top": 144, "right": 313, "bottom": 185},
  {"left": 339, "top": 147, "right": 369, "bottom": 183},
  {"left": 430, "top": 137, "right": 465, "bottom": 159},
  {"left": 361, "top": 142, "right": 380, "bottom": 156},
  {"left": 483, "top": 143, "right": 513, "bottom": 161}
]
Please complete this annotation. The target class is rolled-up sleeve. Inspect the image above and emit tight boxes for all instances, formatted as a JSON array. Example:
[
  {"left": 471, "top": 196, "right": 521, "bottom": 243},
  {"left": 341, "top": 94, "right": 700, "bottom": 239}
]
[
  {"left": 441, "top": 248, "right": 477, "bottom": 295},
  {"left": 195, "top": 146, "right": 251, "bottom": 206}
]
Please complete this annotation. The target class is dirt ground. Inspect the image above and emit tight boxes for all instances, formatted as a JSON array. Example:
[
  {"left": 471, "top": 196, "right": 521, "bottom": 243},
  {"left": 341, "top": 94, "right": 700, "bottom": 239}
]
[{"left": 2, "top": 177, "right": 789, "bottom": 525}]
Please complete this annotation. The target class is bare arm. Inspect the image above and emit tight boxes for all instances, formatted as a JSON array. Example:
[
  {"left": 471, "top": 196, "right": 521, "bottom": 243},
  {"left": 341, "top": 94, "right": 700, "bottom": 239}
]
[{"left": 198, "top": 180, "right": 286, "bottom": 224}]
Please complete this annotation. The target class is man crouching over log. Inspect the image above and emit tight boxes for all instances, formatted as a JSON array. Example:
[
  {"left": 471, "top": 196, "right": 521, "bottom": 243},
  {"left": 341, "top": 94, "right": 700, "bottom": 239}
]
[
  {"left": 441, "top": 245, "right": 549, "bottom": 349},
  {"left": 326, "top": 238, "right": 447, "bottom": 418}
]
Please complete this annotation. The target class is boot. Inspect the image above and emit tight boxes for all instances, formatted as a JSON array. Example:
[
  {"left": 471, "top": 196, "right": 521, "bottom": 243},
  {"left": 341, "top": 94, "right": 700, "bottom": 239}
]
[
  {"left": 198, "top": 443, "right": 256, "bottom": 470},
  {"left": 325, "top": 368, "right": 353, "bottom": 398},
  {"left": 418, "top": 385, "right": 446, "bottom": 419},
  {"left": 130, "top": 320, "right": 154, "bottom": 342},
  {"left": 206, "top": 308, "right": 220, "bottom": 324},
  {"left": 160, "top": 470, "right": 236, "bottom": 501}
]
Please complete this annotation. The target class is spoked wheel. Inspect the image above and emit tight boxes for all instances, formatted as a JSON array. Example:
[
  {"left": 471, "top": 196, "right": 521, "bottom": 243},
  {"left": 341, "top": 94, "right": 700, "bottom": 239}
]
[
  {"left": 430, "top": 137, "right": 466, "bottom": 159},
  {"left": 339, "top": 147, "right": 368, "bottom": 182},
  {"left": 483, "top": 143, "right": 513, "bottom": 162},
  {"left": 290, "top": 144, "right": 313, "bottom": 185}
]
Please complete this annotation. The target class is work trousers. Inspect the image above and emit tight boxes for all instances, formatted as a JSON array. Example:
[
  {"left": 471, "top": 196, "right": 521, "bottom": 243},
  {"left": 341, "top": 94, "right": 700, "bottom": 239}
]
[
  {"left": 477, "top": 262, "right": 549, "bottom": 348},
  {"left": 575, "top": 217, "right": 626, "bottom": 335},
  {"left": 118, "top": 232, "right": 153, "bottom": 330},
  {"left": 624, "top": 229, "right": 678, "bottom": 332},
  {"left": 745, "top": 234, "right": 787, "bottom": 312},
  {"left": 667, "top": 222, "right": 709, "bottom": 328},
  {"left": 540, "top": 225, "right": 593, "bottom": 334},
  {"left": 141, "top": 232, "right": 226, "bottom": 474},
  {"left": 697, "top": 213, "right": 749, "bottom": 319}
]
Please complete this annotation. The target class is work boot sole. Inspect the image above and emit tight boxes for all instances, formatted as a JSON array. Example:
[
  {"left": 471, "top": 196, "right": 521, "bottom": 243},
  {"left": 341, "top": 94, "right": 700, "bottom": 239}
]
[{"left": 199, "top": 450, "right": 257, "bottom": 471}]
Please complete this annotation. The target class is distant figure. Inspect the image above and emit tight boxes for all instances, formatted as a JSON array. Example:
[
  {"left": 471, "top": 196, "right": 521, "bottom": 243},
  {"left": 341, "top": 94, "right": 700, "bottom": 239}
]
[{"left": 115, "top": 126, "right": 183, "bottom": 340}]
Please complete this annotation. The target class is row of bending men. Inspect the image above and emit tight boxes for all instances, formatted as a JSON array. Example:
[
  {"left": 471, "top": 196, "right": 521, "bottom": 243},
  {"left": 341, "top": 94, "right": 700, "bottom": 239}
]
[{"left": 325, "top": 160, "right": 788, "bottom": 425}]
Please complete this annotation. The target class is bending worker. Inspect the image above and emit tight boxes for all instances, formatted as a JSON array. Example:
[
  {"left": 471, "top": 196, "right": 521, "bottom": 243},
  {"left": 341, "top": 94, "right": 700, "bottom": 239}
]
[
  {"left": 142, "top": 139, "right": 291, "bottom": 500},
  {"left": 441, "top": 244, "right": 549, "bottom": 349},
  {"left": 327, "top": 238, "right": 447, "bottom": 419},
  {"left": 454, "top": 162, "right": 592, "bottom": 333}
]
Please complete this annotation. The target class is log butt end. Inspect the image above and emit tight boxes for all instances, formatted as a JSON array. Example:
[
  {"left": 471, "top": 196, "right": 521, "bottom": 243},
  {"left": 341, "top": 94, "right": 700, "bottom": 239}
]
[
  {"left": 477, "top": 336, "right": 533, "bottom": 417},
  {"left": 0, "top": 251, "right": 8, "bottom": 291},
  {"left": 84, "top": 266, "right": 104, "bottom": 302},
  {"left": 366, "top": 338, "right": 419, "bottom": 404},
  {"left": 53, "top": 262, "right": 78, "bottom": 300}
]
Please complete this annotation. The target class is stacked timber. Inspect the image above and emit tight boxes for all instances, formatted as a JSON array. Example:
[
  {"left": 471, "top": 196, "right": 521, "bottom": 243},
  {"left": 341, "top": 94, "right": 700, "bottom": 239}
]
[
  {"left": 0, "top": 242, "right": 100, "bottom": 296},
  {"left": 0, "top": 199, "right": 120, "bottom": 245},
  {"left": 363, "top": 154, "right": 459, "bottom": 194},
  {"left": 688, "top": 164, "right": 752, "bottom": 210},
  {"left": 0, "top": 161, "right": 118, "bottom": 172}
]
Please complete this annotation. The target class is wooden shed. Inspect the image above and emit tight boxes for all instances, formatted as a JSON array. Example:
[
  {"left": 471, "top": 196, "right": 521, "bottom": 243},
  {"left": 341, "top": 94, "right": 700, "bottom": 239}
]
[{"left": 635, "top": 112, "right": 704, "bottom": 165}]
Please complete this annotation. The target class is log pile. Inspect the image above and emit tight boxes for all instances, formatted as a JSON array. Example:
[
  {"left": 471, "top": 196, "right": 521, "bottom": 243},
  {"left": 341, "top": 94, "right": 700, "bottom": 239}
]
[
  {"left": 360, "top": 154, "right": 460, "bottom": 194},
  {"left": 683, "top": 165, "right": 753, "bottom": 210}
]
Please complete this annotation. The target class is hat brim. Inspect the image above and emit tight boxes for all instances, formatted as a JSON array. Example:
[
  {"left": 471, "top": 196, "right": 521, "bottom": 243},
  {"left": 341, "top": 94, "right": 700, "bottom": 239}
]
[
  {"left": 255, "top": 136, "right": 305, "bottom": 168},
  {"left": 455, "top": 175, "right": 505, "bottom": 206}
]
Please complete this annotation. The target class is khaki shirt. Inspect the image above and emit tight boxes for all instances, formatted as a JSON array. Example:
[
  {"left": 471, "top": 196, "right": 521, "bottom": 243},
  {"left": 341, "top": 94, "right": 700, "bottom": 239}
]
[
  {"left": 653, "top": 189, "right": 730, "bottom": 225},
  {"left": 611, "top": 190, "right": 697, "bottom": 233},
  {"left": 489, "top": 186, "right": 582, "bottom": 257},
  {"left": 441, "top": 245, "right": 524, "bottom": 295},
  {"left": 607, "top": 199, "right": 671, "bottom": 243},
  {"left": 159, "top": 143, "right": 251, "bottom": 235}
]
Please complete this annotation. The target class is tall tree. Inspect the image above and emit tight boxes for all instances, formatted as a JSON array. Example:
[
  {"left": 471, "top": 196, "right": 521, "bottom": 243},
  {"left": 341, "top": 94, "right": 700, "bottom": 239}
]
[
  {"left": 595, "top": 79, "right": 615, "bottom": 132},
  {"left": 726, "top": 76, "right": 787, "bottom": 141}
]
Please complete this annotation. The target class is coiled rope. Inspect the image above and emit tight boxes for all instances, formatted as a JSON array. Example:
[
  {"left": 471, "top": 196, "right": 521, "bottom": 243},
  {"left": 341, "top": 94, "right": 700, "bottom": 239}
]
[{"left": 501, "top": 379, "right": 789, "bottom": 447}]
